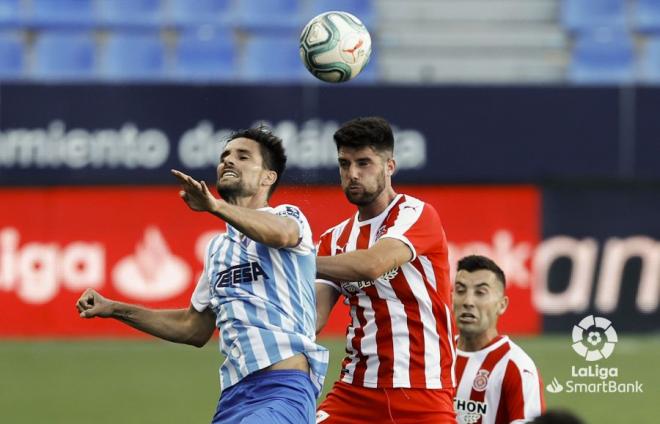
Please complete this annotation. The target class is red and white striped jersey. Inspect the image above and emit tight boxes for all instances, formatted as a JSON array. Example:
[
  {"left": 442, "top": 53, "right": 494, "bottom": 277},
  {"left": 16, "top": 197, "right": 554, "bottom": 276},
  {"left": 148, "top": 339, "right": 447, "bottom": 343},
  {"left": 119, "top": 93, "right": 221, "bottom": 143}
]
[
  {"left": 454, "top": 336, "right": 545, "bottom": 424},
  {"left": 317, "top": 193, "right": 456, "bottom": 389}
]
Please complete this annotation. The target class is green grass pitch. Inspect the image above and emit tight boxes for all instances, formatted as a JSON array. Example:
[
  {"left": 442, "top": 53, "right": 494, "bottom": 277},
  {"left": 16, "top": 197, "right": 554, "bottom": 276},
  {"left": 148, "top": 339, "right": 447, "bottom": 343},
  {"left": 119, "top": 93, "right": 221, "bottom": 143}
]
[{"left": 0, "top": 335, "right": 657, "bottom": 423}]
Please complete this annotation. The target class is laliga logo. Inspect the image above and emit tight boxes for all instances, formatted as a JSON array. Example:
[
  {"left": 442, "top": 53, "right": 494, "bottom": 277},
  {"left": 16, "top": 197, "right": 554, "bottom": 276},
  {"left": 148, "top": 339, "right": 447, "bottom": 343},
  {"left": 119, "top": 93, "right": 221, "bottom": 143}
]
[{"left": 571, "top": 315, "right": 618, "bottom": 361}]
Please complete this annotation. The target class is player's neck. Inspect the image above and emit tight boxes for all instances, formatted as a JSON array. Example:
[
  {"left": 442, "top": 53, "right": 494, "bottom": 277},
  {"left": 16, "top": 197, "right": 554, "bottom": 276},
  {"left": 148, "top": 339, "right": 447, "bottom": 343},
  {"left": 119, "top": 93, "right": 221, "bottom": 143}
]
[
  {"left": 357, "top": 188, "right": 397, "bottom": 221},
  {"left": 458, "top": 328, "right": 500, "bottom": 352},
  {"left": 225, "top": 194, "right": 268, "bottom": 210}
]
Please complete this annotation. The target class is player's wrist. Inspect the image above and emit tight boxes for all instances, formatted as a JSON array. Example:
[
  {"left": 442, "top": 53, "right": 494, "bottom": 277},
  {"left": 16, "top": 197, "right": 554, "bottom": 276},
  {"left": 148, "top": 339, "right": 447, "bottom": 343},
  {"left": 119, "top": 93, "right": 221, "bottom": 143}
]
[{"left": 209, "top": 198, "right": 226, "bottom": 216}]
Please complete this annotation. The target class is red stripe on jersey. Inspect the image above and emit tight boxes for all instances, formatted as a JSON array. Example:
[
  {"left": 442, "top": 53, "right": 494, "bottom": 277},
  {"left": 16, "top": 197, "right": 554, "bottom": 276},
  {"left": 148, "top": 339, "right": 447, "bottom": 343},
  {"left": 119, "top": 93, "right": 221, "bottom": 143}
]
[
  {"left": 538, "top": 372, "right": 546, "bottom": 412},
  {"left": 346, "top": 295, "right": 369, "bottom": 386},
  {"left": 494, "top": 361, "right": 524, "bottom": 424},
  {"left": 388, "top": 267, "right": 426, "bottom": 386},
  {"left": 348, "top": 224, "right": 375, "bottom": 386},
  {"left": 455, "top": 355, "right": 469, "bottom": 386},
  {"left": 410, "top": 257, "right": 454, "bottom": 387},
  {"left": 371, "top": 294, "right": 394, "bottom": 384},
  {"left": 469, "top": 341, "right": 511, "bottom": 424},
  {"left": 381, "top": 195, "right": 407, "bottom": 229}
]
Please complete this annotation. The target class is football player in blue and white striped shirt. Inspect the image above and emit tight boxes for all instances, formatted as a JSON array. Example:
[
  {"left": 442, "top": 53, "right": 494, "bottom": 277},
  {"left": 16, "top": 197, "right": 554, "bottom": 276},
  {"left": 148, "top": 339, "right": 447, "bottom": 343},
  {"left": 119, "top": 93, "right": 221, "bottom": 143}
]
[{"left": 76, "top": 127, "right": 328, "bottom": 424}]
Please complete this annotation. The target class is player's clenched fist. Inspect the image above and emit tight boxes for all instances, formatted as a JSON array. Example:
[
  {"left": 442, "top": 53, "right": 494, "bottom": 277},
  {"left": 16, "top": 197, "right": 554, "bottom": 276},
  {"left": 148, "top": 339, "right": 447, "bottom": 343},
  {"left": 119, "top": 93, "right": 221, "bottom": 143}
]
[{"left": 76, "top": 288, "right": 114, "bottom": 318}]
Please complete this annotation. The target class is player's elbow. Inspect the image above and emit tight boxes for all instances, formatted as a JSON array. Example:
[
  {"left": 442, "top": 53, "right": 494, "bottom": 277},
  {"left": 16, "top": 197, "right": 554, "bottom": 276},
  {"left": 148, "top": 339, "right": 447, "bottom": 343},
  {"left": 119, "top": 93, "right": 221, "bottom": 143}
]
[
  {"left": 190, "top": 338, "right": 208, "bottom": 348},
  {"left": 185, "top": 331, "right": 212, "bottom": 348}
]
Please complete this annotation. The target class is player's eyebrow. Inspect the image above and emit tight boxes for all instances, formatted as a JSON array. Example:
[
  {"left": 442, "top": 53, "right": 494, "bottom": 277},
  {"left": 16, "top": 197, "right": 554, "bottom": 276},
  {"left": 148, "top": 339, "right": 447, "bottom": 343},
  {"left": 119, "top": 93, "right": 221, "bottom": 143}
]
[{"left": 220, "top": 148, "right": 252, "bottom": 160}]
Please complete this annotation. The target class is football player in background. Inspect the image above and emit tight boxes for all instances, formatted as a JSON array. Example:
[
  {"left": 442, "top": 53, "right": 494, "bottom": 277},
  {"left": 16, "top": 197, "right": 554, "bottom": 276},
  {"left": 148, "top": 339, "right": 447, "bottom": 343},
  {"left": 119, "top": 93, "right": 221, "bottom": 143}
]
[{"left": 453, "top": 255, "right": 545, "bottom": 424}]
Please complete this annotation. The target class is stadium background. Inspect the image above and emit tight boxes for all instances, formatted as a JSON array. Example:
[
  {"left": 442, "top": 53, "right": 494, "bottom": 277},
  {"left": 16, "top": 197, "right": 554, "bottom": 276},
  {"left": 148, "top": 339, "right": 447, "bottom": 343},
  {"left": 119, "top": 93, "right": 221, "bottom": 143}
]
[{"left": 0, "top": 0, "right": 658, "bottom": 422}]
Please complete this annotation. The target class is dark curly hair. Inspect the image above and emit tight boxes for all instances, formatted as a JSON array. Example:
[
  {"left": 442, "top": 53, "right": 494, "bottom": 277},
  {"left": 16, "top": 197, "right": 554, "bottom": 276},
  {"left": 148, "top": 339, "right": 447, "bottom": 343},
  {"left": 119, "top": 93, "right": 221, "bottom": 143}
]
[
  {"left": 333, "top": 116, "right": 394, "bottom": 155},
  {"left": 227, "top": 126, "right": 287, "bottom": 197}
]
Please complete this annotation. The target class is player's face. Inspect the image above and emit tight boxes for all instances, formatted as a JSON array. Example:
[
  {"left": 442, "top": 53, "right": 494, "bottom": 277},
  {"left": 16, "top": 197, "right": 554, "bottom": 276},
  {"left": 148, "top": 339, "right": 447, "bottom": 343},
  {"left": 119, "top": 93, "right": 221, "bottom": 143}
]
[
  {"left": 337, "top": 146, "right": 392, "bottom": 206},
  {"left": 216, "top": 138, "right": 269, "bottom": 200},
  {"left": 453, "top": 269, "right": 508, "bottom": 336}
]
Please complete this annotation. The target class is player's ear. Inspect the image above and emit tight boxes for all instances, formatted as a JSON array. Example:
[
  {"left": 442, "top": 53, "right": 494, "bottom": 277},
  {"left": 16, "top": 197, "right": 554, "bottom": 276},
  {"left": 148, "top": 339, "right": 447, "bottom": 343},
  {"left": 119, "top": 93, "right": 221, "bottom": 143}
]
[
  {"left": 497, "top": 296, "right": 509, "bottom": 316},
  {"left": 386, "top": 158, "right": 396, "bottom": 176},
  {"left": 262, "top": 170, "right": 277, "bottom": 188}
]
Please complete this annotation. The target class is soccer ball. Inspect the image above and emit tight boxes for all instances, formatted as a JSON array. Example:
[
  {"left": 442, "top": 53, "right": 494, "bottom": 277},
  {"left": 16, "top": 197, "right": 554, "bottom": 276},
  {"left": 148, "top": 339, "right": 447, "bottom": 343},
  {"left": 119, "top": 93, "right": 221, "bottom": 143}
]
[{"left": 299, "top": 11, "right": 372, "bottom": 83}]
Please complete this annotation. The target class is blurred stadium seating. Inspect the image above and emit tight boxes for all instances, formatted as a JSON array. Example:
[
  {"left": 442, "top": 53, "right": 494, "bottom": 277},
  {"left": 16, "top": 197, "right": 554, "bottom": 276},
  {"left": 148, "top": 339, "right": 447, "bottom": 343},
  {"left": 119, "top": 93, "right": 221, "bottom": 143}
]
[
  {"left": 172, "top": 26, "right": 236, "bottom": 81},
  {"left": 32, "top": 30, "right": 96, "bottom": 80},
  {"left": 96, "top": 0, "right": 163, "bottom": 29},
  {"left": 100, "top": 31, "right": 166, "bottom": 81},
  {"left": 0, "top": 0, "right": 657, "bottom": 84},
  {"left": 0, "top": 30, "right": 23, "bottom": 78},
  {"left": 568, "top": 27, "right": 636, "bottom": 84}
]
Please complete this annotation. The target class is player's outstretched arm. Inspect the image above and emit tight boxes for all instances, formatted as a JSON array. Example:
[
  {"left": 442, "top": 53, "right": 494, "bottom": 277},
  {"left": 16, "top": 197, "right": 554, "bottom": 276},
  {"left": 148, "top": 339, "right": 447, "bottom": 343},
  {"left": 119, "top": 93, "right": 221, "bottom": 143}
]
[
  {"left": 171, "top": 169, "right": 299, "bottom": 249},
  {"left": 315, "top": 283, "right": 340, "bottom": 335},
  {"left": 317, "top": 238, "right": 413, "bottom": 282},
  {"left": 76, "top": 288, "right": 216, "bottom": 348}
]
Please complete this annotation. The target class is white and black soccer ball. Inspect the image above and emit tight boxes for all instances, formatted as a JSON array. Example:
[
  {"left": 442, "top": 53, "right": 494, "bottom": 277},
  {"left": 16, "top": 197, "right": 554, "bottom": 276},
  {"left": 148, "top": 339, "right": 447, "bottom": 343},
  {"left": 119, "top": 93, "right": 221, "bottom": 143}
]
[{"left": 300, "top": 11, "right": 372, "bottom": 83}]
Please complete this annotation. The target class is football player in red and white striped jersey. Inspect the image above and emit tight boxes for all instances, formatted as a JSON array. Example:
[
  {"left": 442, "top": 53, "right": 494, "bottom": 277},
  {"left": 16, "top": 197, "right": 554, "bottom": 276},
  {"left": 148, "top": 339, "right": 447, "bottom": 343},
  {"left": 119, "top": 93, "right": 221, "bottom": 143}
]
[
  {"left": 315, "top": 117, "right": 457, "bottom": 423},
  {"left": 453, "top": 255, "right": 545, "bottom": 424}
]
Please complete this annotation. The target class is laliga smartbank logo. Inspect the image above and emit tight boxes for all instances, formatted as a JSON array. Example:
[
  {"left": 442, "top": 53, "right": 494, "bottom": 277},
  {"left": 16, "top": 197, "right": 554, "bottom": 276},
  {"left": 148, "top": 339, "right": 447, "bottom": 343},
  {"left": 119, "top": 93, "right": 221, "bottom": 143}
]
[
  {"left": 545, "top": 315, "right": 643, "bottom": 395},
  {"left": 571, "top": 315, "right": 618, "bottom": 361}
]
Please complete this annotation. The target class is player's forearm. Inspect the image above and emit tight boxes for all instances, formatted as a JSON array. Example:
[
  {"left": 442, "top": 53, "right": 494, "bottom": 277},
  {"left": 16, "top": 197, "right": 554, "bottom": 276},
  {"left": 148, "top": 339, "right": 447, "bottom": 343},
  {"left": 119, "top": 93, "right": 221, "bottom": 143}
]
[
  {"left": 210, "top": 202, "right": 299, "bottom": 248},
  {"left": 110, "top": 303, "right": 203, "bottom": 346},
  {"left": 317, "top": 250, "right": 389, "bottom": 282}
]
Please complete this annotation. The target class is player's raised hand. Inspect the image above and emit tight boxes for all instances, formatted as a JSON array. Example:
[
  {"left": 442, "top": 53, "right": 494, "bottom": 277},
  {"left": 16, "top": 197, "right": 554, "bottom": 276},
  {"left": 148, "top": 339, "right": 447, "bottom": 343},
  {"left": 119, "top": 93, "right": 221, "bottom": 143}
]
[
  {"left": 76, "top": 288, "right": 114, "bottom": 318},
  {"left": 171, "top": 169, "right": 219, "bottom": 213}
]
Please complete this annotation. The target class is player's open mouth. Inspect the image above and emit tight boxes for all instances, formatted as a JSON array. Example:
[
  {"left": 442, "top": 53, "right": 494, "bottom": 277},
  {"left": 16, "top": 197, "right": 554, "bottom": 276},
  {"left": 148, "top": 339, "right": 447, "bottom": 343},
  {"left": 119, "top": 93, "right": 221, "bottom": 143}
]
[
  {"left": 458, "top": 312, "right": 477, "bottom": 323},
  {"left": 222, "top": 171, "right": 239, "bottom": 178}
]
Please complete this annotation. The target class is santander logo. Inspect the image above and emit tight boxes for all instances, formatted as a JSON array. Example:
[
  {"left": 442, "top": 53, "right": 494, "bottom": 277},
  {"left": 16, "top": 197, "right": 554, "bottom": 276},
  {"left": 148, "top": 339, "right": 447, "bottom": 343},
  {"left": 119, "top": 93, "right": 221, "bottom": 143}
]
[{"left": 112, "top": 226, "right": 191, "bottom": 301}]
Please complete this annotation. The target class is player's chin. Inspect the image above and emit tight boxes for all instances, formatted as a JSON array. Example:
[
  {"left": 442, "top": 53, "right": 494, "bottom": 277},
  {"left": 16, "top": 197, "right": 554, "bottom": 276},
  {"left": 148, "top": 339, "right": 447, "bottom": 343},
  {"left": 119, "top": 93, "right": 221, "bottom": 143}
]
[
  {"left": 344, "top": 191, "right": 371, "bottom": 206},
  {"left": 456, "top": 321, "right": 481, "bottom": 332}
]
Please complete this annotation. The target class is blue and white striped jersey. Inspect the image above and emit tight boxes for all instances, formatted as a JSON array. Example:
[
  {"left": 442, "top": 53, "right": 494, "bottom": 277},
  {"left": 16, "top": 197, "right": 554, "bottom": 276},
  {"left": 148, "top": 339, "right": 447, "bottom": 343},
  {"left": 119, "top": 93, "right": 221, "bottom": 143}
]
[{"left": 191, "top": 204, "right": 328, "bottom": 395}]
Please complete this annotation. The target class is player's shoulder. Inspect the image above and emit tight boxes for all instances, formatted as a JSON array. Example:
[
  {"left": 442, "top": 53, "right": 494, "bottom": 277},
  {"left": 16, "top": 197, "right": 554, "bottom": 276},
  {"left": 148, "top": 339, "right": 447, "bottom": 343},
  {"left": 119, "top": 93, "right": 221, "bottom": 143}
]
[
  {"left": 397, "top": 193, "right": 439, "bottom": 215},
  {"left": 504, "top": 337, "right": 540, "bottom": 371},
  {"left": 321, "top": 215, "right": 353, "bottom": 237}
]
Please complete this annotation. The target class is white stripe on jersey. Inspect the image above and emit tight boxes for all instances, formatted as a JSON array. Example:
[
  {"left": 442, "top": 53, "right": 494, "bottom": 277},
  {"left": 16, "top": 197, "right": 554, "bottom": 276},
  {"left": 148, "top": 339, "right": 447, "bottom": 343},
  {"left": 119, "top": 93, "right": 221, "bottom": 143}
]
[
  {"left": 191, "top": 204, "right": 328, "bottom": 395},
  {"left": 445, "top": 303, "right": 457, "bottom": 388},
  {"left": 378, "top": 282, "right": 410, "bottom": 387},
  {"left": 402, "top": 264, "right": 443, "bottom": 388}
]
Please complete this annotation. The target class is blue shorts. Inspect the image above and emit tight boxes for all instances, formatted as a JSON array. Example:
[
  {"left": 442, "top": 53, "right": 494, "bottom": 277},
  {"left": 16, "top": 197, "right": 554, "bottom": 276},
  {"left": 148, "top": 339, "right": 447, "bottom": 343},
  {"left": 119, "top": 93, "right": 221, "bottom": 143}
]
[{"left": 211, "top": 370, "right": 317, "bottom": 424}]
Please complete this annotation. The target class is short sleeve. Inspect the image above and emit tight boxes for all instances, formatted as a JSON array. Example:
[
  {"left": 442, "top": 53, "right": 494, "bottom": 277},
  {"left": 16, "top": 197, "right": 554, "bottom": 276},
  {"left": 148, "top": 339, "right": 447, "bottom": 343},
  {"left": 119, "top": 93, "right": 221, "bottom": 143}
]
[
  {"left": 502, "top": 359, "right": 545, "bottom": 422},
  {"left": 191, "top": 271, "right": 210, "bottom": 312},
  {"left": 273, "top": 204, "right": 314, "bottom": 255},
  {"left": 380, "top": 201, "right": 444, "bottom": 261},
  {"left": 315, "top": 228, "right": 341, "bottom": 292},
  {"left": 190, "top": 235, "right": 217, "bottom": 312}
]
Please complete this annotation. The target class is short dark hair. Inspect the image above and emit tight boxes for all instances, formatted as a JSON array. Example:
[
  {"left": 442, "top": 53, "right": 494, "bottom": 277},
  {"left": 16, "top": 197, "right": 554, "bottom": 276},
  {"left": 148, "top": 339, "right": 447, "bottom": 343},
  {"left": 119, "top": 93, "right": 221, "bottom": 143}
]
[
  {"left": 227, "top": 127, "right": 287, "bottom": 197},
  {"left": 333, "top": 116, "right": 394, "bottom": 154},
  {"left": 457, "top": 255, "right": 506, "bottom": 287}
]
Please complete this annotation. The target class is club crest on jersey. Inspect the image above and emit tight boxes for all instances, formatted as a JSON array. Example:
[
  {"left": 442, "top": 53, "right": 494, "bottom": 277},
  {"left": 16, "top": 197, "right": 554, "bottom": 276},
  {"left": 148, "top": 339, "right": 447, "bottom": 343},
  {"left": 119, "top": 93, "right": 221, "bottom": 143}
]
[
  {"left": 214, "top": 261, "right": 268, "bottom": 288},
  {"left": 473, "top": 369, "right": 490, "bottom": 392}
]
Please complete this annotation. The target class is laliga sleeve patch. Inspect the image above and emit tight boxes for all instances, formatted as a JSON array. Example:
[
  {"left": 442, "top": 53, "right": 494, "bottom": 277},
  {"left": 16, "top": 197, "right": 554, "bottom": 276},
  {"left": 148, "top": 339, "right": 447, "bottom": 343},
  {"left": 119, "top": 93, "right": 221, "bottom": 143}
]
[{"left": 277, "top": 206, "right": 301, "bottom": 220}]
